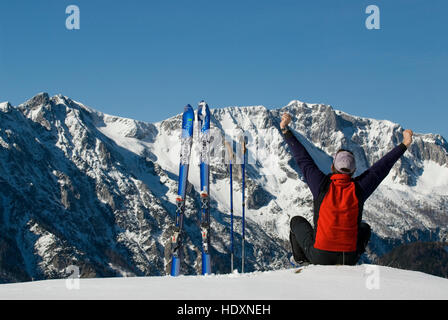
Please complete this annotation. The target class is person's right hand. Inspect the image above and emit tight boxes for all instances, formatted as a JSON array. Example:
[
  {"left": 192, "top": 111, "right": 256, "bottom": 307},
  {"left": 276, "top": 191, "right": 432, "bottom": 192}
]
[
  {"left": 280, "top": 113, "right": 292, "bottom": 130},
  {"left": 402, "top": 129, "right": 413, "bottom": 148}
]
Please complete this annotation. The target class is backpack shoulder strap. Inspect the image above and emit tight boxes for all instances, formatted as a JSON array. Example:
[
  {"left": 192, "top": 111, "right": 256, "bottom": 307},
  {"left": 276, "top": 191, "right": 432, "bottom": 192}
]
[{"left": 313, "top": 174, "right": 332, "bottom": 228}]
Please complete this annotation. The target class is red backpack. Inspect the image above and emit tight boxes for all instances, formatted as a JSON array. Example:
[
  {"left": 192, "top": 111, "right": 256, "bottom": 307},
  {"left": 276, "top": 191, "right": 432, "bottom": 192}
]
[{"left": 313, "top": 174, "right": 363, "bottom": 252}]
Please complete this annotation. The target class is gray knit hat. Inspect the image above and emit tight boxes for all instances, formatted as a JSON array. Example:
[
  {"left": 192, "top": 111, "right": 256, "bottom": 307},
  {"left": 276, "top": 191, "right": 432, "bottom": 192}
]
[{"left": 333, "top": 151, "right": 356, "bottom": 174}]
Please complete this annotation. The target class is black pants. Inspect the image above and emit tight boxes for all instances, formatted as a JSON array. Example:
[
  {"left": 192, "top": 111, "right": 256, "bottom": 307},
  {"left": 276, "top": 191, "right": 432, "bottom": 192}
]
[{"left": 290, "top": 216, "right": 371, "bottom": 265}]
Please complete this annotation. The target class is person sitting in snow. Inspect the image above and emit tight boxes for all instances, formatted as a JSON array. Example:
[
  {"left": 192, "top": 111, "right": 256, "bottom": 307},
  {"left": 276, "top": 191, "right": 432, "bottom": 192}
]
[{"left": 280, "top": 112, "right": 413, "bottom": 266}]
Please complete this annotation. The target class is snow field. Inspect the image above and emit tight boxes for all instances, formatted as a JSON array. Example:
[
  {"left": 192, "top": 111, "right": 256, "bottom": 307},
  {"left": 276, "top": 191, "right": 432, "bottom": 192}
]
[{"left": 1, "top": 265, "right": 447, "bottom": 300}]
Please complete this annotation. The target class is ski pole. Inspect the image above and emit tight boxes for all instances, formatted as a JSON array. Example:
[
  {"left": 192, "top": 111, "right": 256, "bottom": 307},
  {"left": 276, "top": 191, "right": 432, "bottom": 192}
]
[
  {"left": 241, "top": 135, "right": 247, "bottom": 273},
  {"left": 225, "top": 141, "right": 234, "bottom": 273}
]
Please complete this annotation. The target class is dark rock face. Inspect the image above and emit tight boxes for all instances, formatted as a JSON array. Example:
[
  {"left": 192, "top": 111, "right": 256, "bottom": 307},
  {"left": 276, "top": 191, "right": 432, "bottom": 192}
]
[{"left": 377, "top": 240, "right": 448, "bottom": 279}]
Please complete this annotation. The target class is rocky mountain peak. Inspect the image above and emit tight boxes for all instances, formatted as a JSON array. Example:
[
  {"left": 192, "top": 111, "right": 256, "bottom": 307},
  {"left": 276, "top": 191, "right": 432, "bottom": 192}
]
[{"left": 20, "top": 92, "right": 50, "bottom": 109}]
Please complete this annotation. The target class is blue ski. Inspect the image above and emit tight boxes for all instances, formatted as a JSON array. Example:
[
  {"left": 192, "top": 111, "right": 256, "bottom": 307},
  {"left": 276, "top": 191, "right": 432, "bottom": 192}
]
[
  {"left": 197, "top": 101, "right": 211, "bottom": 275},
  {"left": 170, "top": 104, "right": 195, "bottom": 276}
]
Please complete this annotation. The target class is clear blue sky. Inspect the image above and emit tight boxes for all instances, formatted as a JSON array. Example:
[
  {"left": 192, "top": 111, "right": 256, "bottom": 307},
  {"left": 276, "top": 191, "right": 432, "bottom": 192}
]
[{"left": 0, "top": 0, "right": 447, "bottom": 138}]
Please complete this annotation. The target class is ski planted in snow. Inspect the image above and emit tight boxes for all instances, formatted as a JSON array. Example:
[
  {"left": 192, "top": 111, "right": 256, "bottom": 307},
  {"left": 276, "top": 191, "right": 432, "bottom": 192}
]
[
  {"left": 197, "top": 100, "right": 211, "bottom": 275},
  {"left": 170, "top": 104, "right": 195, "bottom": 276}
]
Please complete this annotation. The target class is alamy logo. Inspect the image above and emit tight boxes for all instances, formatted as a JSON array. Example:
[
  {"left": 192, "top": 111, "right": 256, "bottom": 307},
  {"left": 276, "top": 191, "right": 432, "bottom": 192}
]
[
  {"left": 365, "top": 5, "right": 380, "bottom": 30},
  {"left": 66, "top": 5, "right": 80, "bottom": 30},
  {"left": 65, "top": 265, "right": 80, "bottom": 290},
  {"left": 364, "top": 265, "right": 380, "bottom": 290}
]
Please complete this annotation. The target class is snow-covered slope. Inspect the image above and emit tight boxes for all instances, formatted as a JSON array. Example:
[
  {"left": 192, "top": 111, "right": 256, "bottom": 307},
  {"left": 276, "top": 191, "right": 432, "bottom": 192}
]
[
  {"left": 0, "top": 93, "right": 447, "bottom": 284},
  {"left": 1, "top": 265, "right": 447, "bottom": 300}
]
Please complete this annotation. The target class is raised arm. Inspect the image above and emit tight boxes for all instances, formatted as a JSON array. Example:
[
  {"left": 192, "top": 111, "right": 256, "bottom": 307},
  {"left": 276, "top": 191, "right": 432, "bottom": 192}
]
[
  {"left": 356, "top": 129, "right": 413, "bottom": 201},
  {"left": 280, "top": 113, "right": 326, "bottom": 198}
]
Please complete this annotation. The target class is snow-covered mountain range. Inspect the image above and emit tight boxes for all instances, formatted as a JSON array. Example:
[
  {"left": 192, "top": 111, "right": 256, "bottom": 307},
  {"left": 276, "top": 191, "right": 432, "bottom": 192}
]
[{"left": 1, "top": 93, "right": 447, "bottom": 283}]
